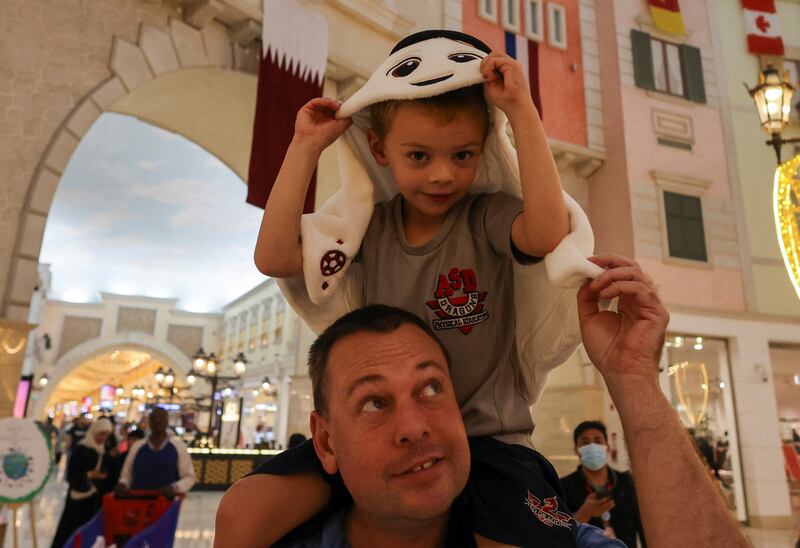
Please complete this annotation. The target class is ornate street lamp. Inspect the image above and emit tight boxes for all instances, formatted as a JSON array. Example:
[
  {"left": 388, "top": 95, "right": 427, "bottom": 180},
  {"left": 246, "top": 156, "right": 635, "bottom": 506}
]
[
  {"left": 746, "top": 65, "right": 799, "bottom": 163},
  {"left": 191, "top": 347, "right": 249, "bottom": 447},
  {"left": 38, "top": 373, "right": 49, "bottom": 387}
]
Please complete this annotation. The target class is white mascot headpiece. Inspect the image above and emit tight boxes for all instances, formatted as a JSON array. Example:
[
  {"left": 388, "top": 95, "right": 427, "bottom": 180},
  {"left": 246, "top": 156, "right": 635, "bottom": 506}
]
[{"left": 278, "top": 30, "right": 603, "bottom": 402}]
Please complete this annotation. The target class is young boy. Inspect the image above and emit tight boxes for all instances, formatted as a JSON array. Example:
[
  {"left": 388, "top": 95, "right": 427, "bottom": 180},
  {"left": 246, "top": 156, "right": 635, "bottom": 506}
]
[{"left": 249, "top": 30, "right": 591, "bottom": 546}]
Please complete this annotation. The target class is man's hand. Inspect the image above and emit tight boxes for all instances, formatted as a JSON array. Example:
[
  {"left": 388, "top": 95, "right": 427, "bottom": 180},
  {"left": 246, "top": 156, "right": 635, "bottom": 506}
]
[
  {"left": 114, "top": 483, "right": 130, "bottom": 497},
  {"left": 480, "top": 52, "right": 536, "bottom": 121},
  {"left": 293, "top": 97, "right": 352, "bottom": 155},
  {"left": 575, "top": 493, "right": 615, "bottom": 523},
  {"left": 159, "top": 484, "right": 178, "bottom": 498},
  {"left": 577, "top": 254, "right": 669, "bottom": 386},
  {"left": 87, "top": 470, "right": 107, "bottom": 480}
]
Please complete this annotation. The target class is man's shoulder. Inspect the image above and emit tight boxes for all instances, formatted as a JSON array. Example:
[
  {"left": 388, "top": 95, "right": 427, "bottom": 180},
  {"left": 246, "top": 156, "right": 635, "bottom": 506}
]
[
  {"left": 559, "top": 467, "right": 585, "bottom": 486},
  {"left": 168, "top": 435, "right": 189, "bottom": 452},
  {"left": 278, "top": 509, "right": 348, "bottom": 548}
]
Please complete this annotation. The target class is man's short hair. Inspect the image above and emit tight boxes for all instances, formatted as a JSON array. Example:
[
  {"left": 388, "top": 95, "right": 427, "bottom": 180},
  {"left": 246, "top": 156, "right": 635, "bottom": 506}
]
[
  {"left": 573, "top": 420, "right": 608, "bottom": 446},
  {"left": 308, "top": 305, "right": 451, "bottom": 415},
  {"left": 369, "top": 84, "right": 490, "bottom": 140}
]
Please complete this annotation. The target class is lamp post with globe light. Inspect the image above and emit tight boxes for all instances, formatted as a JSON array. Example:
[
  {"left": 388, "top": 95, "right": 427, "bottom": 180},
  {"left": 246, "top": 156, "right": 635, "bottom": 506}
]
[
  {"left": 190, "top": 348, "right": 248, "bottom": 447},
  {"left": 746, "top": 65, "right": 800, "bottom": 164}
]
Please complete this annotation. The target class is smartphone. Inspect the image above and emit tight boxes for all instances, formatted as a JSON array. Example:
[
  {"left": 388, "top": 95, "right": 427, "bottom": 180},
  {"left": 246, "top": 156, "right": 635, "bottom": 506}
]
[{"left": 593, "top": 485, "right": 613, "bottom": 499}]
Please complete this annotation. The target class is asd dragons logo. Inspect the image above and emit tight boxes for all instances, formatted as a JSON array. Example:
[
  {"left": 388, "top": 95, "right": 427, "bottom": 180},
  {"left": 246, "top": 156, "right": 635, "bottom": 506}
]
[{"left": 425, "top": 267, "right": 488, "bottom": 335}]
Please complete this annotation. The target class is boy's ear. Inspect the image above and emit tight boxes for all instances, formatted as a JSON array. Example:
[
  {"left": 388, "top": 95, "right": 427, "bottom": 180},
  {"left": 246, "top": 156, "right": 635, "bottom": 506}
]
[
  {"left": 310, "top": 411, "right": 339, "bottom": 475},
  {"left": 367, "top": 129, "right": 389, "bottom": 167}
]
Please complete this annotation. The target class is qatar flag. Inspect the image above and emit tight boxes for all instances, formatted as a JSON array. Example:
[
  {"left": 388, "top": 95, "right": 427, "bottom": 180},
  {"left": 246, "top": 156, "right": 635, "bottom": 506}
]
[
  {"left": 742, "top": 0, "right": 785, "bottom": 56},
  {"left": 247, "top": 0, "right": 328, "bottom": 211}
]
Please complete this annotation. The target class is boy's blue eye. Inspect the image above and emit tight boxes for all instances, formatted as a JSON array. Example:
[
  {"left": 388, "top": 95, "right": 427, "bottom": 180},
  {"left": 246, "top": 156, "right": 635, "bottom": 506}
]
[
  {"left": 388, "top": 57, "right": 421, "bottom": 78},
  {"left": 448, "top": 53, "right": 482, "bottom": 63}
]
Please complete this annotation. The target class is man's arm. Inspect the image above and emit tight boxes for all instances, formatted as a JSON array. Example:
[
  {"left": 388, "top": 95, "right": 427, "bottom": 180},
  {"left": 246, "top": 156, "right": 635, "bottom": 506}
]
[
  {"left": 171, "top": 439, "right": 196, "bottom": 493},
  {"left": 577, "top": 254, "right": 747, "bottom": 547},
  {"left": 480, "top": 52, "right": 570, "bottom": 257},
  {"left": 115, "top": 439, "right": 142, "bottom": 494}
]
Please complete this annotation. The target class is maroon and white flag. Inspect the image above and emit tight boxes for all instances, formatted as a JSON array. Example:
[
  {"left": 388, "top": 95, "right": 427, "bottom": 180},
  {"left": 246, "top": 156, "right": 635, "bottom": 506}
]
[
  {"left": 247, "top": 0, "right": 328, "bottom": 211},
  {"left": 742, "top": 0, "right": 785, "bottom": 56}
]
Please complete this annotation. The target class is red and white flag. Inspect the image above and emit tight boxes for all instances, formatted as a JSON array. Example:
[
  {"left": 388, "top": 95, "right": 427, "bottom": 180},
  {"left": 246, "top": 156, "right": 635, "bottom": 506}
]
[
  {"left": 742, "top": 0, "right": 785, "bottom": 56},
  {"left": 247, "top": 0, "right": 328, "bottom": 211}
]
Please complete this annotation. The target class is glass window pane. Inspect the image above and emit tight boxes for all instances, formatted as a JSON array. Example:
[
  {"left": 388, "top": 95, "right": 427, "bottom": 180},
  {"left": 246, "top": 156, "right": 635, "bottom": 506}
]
[
  {"left": 785, "top": 60, "right": 800, "bottom": 123},
  {"left": 530, "top": 1, "right": 539, "bottom": 33},
  {"left": 663, "top": 336, "right": 739, "bottom": 512},
  {"left": 554, "top": 9, "right": 562, "bottom": 43},
  {"left": 666, "top": 43, "right": 683, "bottom": 95},
  {"left": 651, "top": 40, "right": 668, "bottom": 92},
  {"left": 507, "top": 0, "right": 516, "bottom": 25}
]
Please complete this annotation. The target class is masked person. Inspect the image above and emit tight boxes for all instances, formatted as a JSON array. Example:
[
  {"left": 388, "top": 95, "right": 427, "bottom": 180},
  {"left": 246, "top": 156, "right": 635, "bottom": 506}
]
[{"left": 560, "top": 421, "right": 646, "bottom": 548}]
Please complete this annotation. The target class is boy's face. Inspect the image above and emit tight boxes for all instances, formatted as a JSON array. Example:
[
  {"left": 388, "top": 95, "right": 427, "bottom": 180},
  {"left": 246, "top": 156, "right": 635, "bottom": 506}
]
[{"left": 368, "top": 103, "right": 485, "bottom": 224}]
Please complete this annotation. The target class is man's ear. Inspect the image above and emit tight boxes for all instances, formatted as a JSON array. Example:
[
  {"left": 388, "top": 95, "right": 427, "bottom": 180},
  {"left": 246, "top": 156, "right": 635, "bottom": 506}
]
[
  {"left": 310, "top": 411, "right": 339, "bottom": 475},
  {"left": 367, "top": 129, "right": 389, "bottom": 167}
]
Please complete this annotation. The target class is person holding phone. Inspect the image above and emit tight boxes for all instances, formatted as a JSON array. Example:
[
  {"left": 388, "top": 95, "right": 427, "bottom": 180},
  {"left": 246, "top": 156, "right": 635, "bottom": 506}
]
[{"left": 560, "top": 420, "right": 647, "bottom": 547}]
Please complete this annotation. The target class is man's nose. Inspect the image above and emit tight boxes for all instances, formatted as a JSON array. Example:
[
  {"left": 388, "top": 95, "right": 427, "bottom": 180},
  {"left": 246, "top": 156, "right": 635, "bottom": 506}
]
[{"left": 394, "top": 400, "right": 431, "bottom": 445}]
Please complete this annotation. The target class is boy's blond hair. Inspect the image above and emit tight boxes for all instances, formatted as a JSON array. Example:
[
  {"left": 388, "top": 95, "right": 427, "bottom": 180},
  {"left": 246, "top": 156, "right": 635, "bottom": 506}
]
[{"left": 369, "top": 84, "right": 490, "bottom": 139}]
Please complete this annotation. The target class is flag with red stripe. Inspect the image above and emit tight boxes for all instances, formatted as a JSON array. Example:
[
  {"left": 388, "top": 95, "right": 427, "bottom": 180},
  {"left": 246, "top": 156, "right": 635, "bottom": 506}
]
[
  {"left": 741, "top": 0, "right": 784, "bottom": 56},
  {"left": 247, "top": 0, "right": 328, "bottom": 212},
  {"left": 648, "top": 0, "right": 686, "bottom": 35},
  {"left": 503, "top": 32, "right": 542, "bottom": 118}
]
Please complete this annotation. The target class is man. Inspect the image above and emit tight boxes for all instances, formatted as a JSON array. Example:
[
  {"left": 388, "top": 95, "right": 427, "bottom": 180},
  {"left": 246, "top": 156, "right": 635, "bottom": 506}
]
[
  {"left": 560, "top": 421, "right": 646, "bottom": 547},
  {"left": 216, "top": 255, "right": 747, "bottom": 547},
  {"left": 116, "top": 407, "right": 195, "bottom": 496}
]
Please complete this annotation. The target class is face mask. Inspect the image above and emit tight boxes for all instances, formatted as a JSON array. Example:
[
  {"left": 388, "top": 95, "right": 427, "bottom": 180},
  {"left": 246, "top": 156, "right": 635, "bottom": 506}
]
[{"left": 578, "top": 443, "right": 608, "bottom": 471}]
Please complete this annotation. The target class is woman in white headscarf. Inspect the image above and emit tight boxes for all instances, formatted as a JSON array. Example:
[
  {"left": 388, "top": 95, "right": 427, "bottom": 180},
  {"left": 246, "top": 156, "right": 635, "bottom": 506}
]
[{"left": 51, "top": 417, "right": 113, "bottom": 548}]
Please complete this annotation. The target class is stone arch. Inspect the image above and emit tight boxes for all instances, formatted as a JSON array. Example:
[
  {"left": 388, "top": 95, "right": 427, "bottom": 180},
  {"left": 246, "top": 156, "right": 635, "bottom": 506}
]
[
  {"left": 2, "top": 17, "right": 261, "bottom": 321},
  {"left": 31, "top": 330, "right": 194, "bottom": 419}
]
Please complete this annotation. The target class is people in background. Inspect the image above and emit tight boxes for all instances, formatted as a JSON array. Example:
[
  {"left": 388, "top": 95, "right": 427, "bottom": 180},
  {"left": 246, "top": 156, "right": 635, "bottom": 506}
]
[
  {"left": 560, "top": 420, "right": 646, "bottom": 547},
  {"left": 115, "top": 407, "right": 195, "bottom": 496},
  {"left": 50, "top": 418, "right": 113, "bottom": 548}
]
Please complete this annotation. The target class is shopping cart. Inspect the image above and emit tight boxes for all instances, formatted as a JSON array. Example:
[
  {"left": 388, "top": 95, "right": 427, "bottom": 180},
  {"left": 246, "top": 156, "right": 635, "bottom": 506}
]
[{"left": 65, "top": 490, "right": 183, "bottom": 547}]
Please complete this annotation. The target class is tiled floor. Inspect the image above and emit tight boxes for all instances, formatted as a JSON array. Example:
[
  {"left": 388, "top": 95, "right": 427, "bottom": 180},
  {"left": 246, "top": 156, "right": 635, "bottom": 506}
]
[
  {"left": 2, "top": 464, "right": 797, "bottom": 547},
  {"left": 1, "top": 463, "right": 220, "bottom": 547}
]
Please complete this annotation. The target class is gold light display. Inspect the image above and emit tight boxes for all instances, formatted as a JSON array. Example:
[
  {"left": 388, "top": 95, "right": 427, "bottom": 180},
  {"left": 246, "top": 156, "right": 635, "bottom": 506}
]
[{"left": 773, "top": 155, "right": 800, "bottom": 301}]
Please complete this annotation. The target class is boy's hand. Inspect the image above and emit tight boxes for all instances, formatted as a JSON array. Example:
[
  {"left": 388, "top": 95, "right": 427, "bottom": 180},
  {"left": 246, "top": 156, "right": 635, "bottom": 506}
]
[
  {"left": 480, "top": 52, "right": 536, "bottom": 120},
  {"left": 293, "top": 97, "right": 352, "bottom": 154}
]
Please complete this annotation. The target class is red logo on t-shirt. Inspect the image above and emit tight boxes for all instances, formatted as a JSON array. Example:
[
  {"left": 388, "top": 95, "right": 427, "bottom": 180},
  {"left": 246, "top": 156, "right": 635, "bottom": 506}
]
[
  {"left": 425, "top": 267, "right": 488, "bottom": 335},
  {"left": 524, "top": 491, "right": 574, "bottom": 529}
]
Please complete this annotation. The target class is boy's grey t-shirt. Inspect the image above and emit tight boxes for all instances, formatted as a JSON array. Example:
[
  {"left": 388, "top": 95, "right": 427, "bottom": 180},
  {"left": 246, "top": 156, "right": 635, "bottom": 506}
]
[{"left": 358, "top": 192, "right": 534, "bottom": 444}]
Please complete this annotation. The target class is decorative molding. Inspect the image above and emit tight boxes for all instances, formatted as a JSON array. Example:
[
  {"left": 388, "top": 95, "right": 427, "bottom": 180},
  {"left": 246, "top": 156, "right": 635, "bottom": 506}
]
[
  {"left": 325, "top": 0, "right": 413, "bottom": 39},
  {"left": 651, "top": 107, "right": 694, "bottom": 144},
  {"left": 550, "top": 139, "right": 605, "bottom": 179},
  {"left": 650, "top": 170, "right": 712, "bottom": 194}
]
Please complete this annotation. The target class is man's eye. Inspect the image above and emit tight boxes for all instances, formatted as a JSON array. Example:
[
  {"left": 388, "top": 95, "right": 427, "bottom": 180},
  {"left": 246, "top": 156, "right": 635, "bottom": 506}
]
[
  {"left": 453, "top": 151, "right": 474, "bottom": 161},
  {"left": 448, "top": 53, "right": 482, "bottom": 63},
  {"left": 361, "top": 398, "right": 385, "bottom": 413},
  {"left": 421, "top": 381, "right": 443, "bottom": 397},
  {"left": 409, "top": 151, "right": 427, "bottom": 161},
  {"left": 388, "top": 57, "right": 421, "bottom": 77}
]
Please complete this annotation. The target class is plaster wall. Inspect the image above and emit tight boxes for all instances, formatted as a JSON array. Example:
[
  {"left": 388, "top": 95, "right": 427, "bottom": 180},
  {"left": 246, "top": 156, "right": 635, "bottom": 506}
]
[{"left": 715, "top": 0, "right": 800, "bottom": 318}]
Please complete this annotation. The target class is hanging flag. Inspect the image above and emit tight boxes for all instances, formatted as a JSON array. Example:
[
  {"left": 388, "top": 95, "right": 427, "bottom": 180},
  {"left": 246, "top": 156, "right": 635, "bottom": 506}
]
[
  {"left": 503, "top": 32, "right": 542, "bottom": 118},
  {"left": 742, "top": 0, "right": 785, "bottom": 56},
  {"left": 247, "top": 0, "right": 328, "bottom": 211},
  {"left": 648, "top": 0, "right": 686, "bottom": 35}
]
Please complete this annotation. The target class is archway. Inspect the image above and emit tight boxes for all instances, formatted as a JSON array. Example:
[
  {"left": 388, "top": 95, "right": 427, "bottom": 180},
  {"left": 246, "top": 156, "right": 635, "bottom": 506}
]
[
  {"left": 31, "top": 331, "right": 194, "bottom": 419},
  {"left": 2, "top": 19, "right": 260, "bottom": 321}
]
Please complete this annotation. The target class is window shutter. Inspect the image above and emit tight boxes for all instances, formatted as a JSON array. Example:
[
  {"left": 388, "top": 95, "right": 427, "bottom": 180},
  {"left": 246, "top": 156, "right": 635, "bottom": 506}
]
[
  {"left": 680, "top": 44, "right": 706, "bottom": 103},
  {"left": 664, "top": 192, "right": 708, "bottom": 262},
  {"left": 631, "top": 30, "right": 655, "bottom": 90}
]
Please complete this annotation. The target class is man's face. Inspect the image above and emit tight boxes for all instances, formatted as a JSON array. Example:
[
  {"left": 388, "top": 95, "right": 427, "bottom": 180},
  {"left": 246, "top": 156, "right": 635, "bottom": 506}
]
[
  {"left": 575, "top": 428, "right": 608, "bottom": 451},
  {"left": 149, "top": 408, "right": 168, "bottom": 435},
  {"left": 311, "top": 324, "right": 470, "bottom": 525}
]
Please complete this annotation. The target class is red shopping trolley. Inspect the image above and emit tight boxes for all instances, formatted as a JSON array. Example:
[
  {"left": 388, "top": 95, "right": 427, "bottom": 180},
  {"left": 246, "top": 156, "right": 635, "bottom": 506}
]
[{"left": 66, "top": 490, "right": 183, "bottom": 547}]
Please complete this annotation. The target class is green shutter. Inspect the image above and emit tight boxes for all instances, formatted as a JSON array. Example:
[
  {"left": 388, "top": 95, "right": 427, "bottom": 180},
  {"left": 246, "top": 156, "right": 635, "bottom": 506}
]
[
  {"left": 663, "top": 192, "right": 708, "bottom": 262},
  {"left": 631, "top": 30, "right": 655, "bottom": 90},
  {"left": 680, "top": 44, "right": 706, "bottom": 103}
]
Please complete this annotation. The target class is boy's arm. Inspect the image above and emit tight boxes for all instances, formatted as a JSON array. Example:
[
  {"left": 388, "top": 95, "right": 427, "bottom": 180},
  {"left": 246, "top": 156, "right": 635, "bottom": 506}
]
[
  {"left": 254, "top": 98, "right": 352, "bottom": 278},
  {"left": 214, "top": 472, "right": 331, "bottom": 547},
  {"left": 480, "top": 53, "right": 569, "bottom": 258}
]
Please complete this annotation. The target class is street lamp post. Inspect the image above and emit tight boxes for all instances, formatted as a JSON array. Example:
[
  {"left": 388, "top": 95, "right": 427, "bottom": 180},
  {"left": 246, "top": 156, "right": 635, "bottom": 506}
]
[
  {"left": 746, "top": 65, "right": 799, "bottom": 164},
  {"left": 190, "top": 348, "right": 248, "bottom": 447}
]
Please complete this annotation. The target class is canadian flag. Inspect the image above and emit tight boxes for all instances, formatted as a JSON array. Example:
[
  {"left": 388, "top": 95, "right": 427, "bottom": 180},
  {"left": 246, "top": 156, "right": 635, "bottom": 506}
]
[{"left": 742, "top": 0, "right": 785, "bottom": 56}]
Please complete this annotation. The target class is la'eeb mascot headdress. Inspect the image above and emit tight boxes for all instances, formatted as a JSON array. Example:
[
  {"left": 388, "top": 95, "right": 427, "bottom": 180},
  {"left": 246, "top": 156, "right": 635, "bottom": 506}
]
[{"left": 278, "top": 30, "right": 603, "bottom": 402}]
